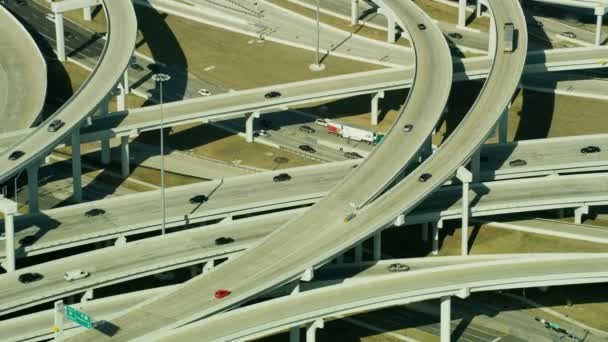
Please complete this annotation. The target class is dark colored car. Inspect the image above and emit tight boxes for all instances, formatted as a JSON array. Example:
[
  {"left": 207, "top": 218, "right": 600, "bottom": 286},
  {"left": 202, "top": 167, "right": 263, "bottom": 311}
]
[
  {"left": 18, "top": 272, "right": 43, "bottom": 284},
  {"left": 402, "top": 124, "right": 414, "bottom": 132},
  {"left": 215, "top": 237, "right": 235, "bottom": 245},
  {"left": 19, "top": 235, "right": 36, "bottom": 246},
  {"left": 85, "top": 208, "right": 106, "bottom": 217},
  {"left": 299, "top": 145, "right": 316, "bottom": 153},
  {"left": 273, "top": 173, "right": 292, "bottom": 182},
  {"left": 215, "top": 289, "right": 231, "bottom": 299},
  {"left": 299, "top": 125, "right": 315, "bottom": 134},
  {"left": 8, "top": 150, "right": 25, "bottom": 161},
  {"left": 448, "top": 32, "right": 463, "bottom": 40},
  {"left": 418, "top": 173, "right": 432, "bottom": 182},
  {"left": 508, "top": 159, "right": 527, "bottom": 167},
  {"left": 189, "top": 195, "right": 208, "bottom": 204},
  {"left": 387, "top": 263, "right": 410, "bottom": 272},
  {"left": 417, "top": 23, "right": 426, "bottom": 30},
  {"left": 344, "top": 152, "right": 363, "bottom": 159},
  {"left": 535, "top": 20, "right": 544, "bottom": 27},
  {"left": 47, "top": 119, "right": 65, "bottom": 132},
  {"left": 580, "top": 145, "right": 601, "bottom": 154},
  {"left": 264, "top": 91, "right": 282, "bottom": 99},
  {"left": 130, "top": 63, "right": 144, "bottom": 71}
]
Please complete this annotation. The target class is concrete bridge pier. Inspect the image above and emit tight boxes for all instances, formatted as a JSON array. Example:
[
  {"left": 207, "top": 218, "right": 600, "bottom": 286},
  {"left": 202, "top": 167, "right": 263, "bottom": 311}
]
[
  {"left": 456, "top": 166, "right": 473, "bottom": 256},
  {"left": 432, "top": 220, "right": 442, "bottom": 255},
  {"left": 377, "top": 8, "right": 396, "bottom": 43},
  {"left": 0, "top": 198, "right": 18, "bottom": 273},
  {"left": 120, "top": 136, "right": 130, "bottom": 177},
  {"left": 72, "top": 131, "right": 83, "bottom": 203},
  {"left": 354, "top": 243, "right": 363, "bottom": 263},
  {"left": 202, "top": 260, "right": 215, "bottom": 275},
  {"left": 373, "top": 231, "right": 382, "bottom": 260},
  {"left": 440, "top": 296, "right": 451, "bottom": 342},
  {"left": 596, "top": 7, "right": 606, "bottom": 46},
  {"left": 458, "top": 0, "right": 467, "bottom": 27},
  {"left": 54, "top": 12, "right": 66, "bottom": 62},
  {"left": 370, "top": 91, "right": 385, "bottom": 125},
  {"left": 27, "top": 163, "right": 40, "bottom": 214},
  {"left": 421, "top": 222, "right": 429, "bottom": 242},
  {"left": 246, "top": 111, "right": 261, "bottom": 143},
  {"left": 306, "top": 319, "right": 324, "bottom": 342},
  {"left": 351, "top": 0, "right": 359, "bottom": 26},
  {"left": 574, "top": 205, "right": 589, "bottom": 224},
  {"left": 83, "top": 6, "right": 92, "bottom": 21}
]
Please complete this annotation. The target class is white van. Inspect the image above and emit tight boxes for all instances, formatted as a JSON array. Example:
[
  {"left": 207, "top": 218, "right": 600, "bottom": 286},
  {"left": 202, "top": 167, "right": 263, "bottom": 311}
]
[{"left": 64, "top": 270, "right": 90, "bottom": 282}]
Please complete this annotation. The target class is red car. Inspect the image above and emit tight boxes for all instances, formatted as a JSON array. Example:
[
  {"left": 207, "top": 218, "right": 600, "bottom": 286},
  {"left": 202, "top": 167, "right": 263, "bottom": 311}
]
[{"left": 215, "top": 289, "right": 231, "bottom": 299}]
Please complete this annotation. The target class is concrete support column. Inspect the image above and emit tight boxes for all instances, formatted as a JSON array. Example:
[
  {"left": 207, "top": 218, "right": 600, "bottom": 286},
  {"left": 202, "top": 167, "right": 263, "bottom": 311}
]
[
  {"left": 422, "top": 222, "right": 429, "bottom": 242},
  {"left": 557, "top": 208, "right": 565, "bottom": 219},
  {"left": 370, "top": 91, "right": 385, "bottom": 125},
  {"left": 351, "top": 0, "right": 359, "bottom": 26},
  {"left": 0, "top": 199, "right": 18, "bottom": 273},
  {"left": 336, "top": 253, "right": 344, "bottom": 264},
  {"left": 55, "top": 12, "right": 66, "bottom": 62},
  {"left": 372, "top": 231, "right": 381, "bottom": 260},
  {"left": 440, "top": 296, "right": 451, "bottom": 342},
  {"left": 71, "top": 131, "right": 83, "bottom": 203},
  {"left": 245, "top": 111, "right": 261, "bottom": 143},
  {"left": 458, "top": 0, "right": 467, "bottom": 27},
  {"left": 101, "top": 139, "right": 111, "bottom": 165},
  {"left": 26, "top": 164, "right": 40, "bottom": 214},
  {"left": 354, "top": 243, "right": 363, "bottom": 263},
  {"left": 574, "top": 205, "right": 589, "bottom": 224},
  {"left": 306, "top": 319, "right": 325, "bottom": 342},
  {"left": 83, "top": 7, "right": 92, "bottom": 21},
  {"left": 116, "top": 83, "right": 127, "bottom": 112},
  {"left": 120, "top": 136, "right": 130, "bottom": 178},
  {"left": 123, "top": 68, "right": 130, "bottom": 95},
  {"left": 290, "top": 327, "right": 301, "bottom": 342},
  {"left": 432, "top": 220, "right": 441, "bottom": 255},
  {"left": 470, "top": 149, "right": 481, "bottom": 182},
  {"left": 190, "top": 265, "right": 199, "bottom": 278},
  {"left": 387, "top": 15, "right": 396, "bottom": 43},
  {"left": 498, "top": 105, "right": 510, "bottom": 144},
  {"left": 457, "top": 167, "right": 472, "bottom": 256},
  {"left": 595, "top": 7, "right": 605, "bottom": 46},
  {"left": 476, "top": 0, "right": 483, "bottom": 18}
]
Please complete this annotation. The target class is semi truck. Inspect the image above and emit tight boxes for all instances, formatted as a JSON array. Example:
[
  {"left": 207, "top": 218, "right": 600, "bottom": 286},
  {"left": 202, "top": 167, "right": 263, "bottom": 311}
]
[
  {"left": 327, "top": 122, "right": 385, "bottom": 145},
  {"left": 503, "top": 22, "right": 515, "bottom": 53}
]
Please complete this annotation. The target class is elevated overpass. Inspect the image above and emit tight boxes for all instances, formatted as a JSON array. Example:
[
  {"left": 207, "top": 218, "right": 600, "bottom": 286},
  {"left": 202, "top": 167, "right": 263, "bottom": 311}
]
[{"left": 0, "top": 5, "right": 47, "bottom": 132}]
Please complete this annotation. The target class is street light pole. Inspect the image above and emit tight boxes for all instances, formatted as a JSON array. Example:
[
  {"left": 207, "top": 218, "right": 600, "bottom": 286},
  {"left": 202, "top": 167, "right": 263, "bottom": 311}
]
[
  {"left": 309, "top": 0, "right": 325, "bottom": 71},
  {"left": 152, "top": 73, "right": 171, "bottom": 236}
]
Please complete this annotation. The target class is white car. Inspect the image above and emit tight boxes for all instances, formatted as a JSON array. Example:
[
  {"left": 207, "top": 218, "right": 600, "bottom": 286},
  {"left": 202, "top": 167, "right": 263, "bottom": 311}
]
[
  {"left": 64, "top": 270, "right": 90, "bottom": 282},
  {"left": 315, "top": 118, "right": 329, "bottom": 127},
  {"left": 197, "top": 88, "right": 211, "bottom": 97},
  {"left": 45, "top": 14, "right": 55, "bottom": 22}
]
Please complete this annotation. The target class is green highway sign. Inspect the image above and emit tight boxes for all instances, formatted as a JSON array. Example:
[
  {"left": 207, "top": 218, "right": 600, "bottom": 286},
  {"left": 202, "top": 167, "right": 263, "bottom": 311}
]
[{"left": 65, "top": 305, "right": 92, "bottom": 329}]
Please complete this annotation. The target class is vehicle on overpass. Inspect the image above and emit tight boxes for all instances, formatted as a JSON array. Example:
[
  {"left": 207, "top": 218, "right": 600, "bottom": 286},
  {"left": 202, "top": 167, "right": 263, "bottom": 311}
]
[{"left": 327, "top": 122, "right": 385, "bottom": 145}]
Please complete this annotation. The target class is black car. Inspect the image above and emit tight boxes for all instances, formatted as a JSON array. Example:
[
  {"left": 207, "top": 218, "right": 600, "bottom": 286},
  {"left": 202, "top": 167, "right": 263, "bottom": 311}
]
[
  {"left": 85, "top": 208, "right": 106, "bottom": 217},
  {"left": 448, "top": 32, "right": 463, "bottom": 40},
  {"left": 387, "top": 263, "right": 410, "bottom": 272},
  {"left": 18, "top": 272, "right": 43, "bottom": 284},
  {"left": 264, "top": 91, "right": 282, "bottom": 99},
  {"left": 299, "top": 125, "right": 315, "bottom": 134},
  {"left": 418, "top": 173, "right": 432, "bottom": 182},
  {"left": 273, "top": 173, "right": 292, "bottom": 182},
  {"left": 8, "top": 150, "right": 25, "bottom": 161},
  {"left": 417, "top": 23, "right": 426, "bottom": 30},
  {"left": 130, "top": 63, "right": 144, "bottom": 71},
  {"left": 402, "top": 124, "right": 414, "bottom": 132},
  {"left": 299, "top": 145, "right": 316, "bottom": 153},
  {"left": 189, "top": 195, "right": 208, "bottom": 204},
  {"left": 508, "top": 159, "right": 527, "bottom": 167},
  {"left": 535, "top": 20, "right": 544, "bottom": 28},
  {"left": 215, "top": 237, "right": 235, "bottom": 245},
  {"left": 19, "top": 235, "right": 36, "bottom": 246},
  {"left": 344, "top": 152, "right": 363, "bottom": 159},
  {"left": 47, "top": 119, "right": 65, "bottom": 132},
  {"left": 580, "top": 145, "right": 601, "bottom": 154}
]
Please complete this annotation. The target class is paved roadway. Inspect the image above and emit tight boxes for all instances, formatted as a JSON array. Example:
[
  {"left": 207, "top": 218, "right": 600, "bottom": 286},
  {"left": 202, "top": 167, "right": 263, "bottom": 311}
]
[
  {"left": 479, "top": 218, "right": 608, "bottom": 244},
  {"left": 0, "top": 254, "right": 533, "bottom": 342},
  {"left": 159, "top": 253, "right": 608, "bottom": 341},
  {"left": 0, "top": 0, "right": 137, "bottom": 184},
  {"left": 2, "top": 172, "right": 608, "bottom": 316},
  {"left": 0, "top": 5, "right": 46, "bottom": 133}
]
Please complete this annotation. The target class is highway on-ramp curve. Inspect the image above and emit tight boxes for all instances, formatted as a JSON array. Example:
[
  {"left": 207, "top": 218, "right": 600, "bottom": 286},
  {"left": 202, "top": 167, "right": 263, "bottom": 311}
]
[
  {"left": 0, "top": 5, "right": 46, "bottom": 132},
  {"left": 0, "top": 0, "right": 137, "bottom": 183},
  {"left": 66, "top": 0, "right": 456, "bottom": 340}
]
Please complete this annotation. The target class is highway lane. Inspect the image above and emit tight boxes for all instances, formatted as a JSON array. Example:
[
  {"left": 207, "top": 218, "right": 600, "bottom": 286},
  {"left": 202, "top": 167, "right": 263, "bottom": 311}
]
[
  {"left": 161, "top": 253, "right": 608, "bottom": 341},
  {"left": 0, "top": 254, "right": 529, "bottom": 342},
  {"left": 0, "top": 0, "right": 137, "bottom": 184},
  {"left": 66, "top": 0, "right": 458, "bottom": 339},
  {"left": 0, "top": 5, "right": 46, "bottom": 133},
  {"left": 2, "top": 172, "right": 608, "bottom": 315},
  {"left": 479, "top": 218, "right": 608, "bottom": 244}
]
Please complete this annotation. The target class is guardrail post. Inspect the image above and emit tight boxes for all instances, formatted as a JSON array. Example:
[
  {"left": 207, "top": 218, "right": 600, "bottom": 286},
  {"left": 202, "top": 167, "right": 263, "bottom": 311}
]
[
  {"left": 373, "top": 231, "right": 382, "bottom": 260},
  {"left": 371, "top": 91, "right": 385, "bottom": 125},
  {"left": 120, "top": 136, "right": 130, "bottom": 177},
  {"left": 440, "top": 296, "right": 451, "bottom": 342},
  {"left": 458, "top": 0, "right": 466, "bottom": 27},
  {"left": 83, "top": 6, "right": 92, "bottom": 20},
  {"left": 574, "top": 205, "right": 589, "bottom": 224},
  {"left": 351, "top": 0, "right": 359, "bottom": 26},
  {"left": 456, "top": 167, "right": 472, "bottom": 256},
  {"left": 72, "top": 131, "right": 83, "bottom": 203},
  {"left": 55, "top": 12, "right": 66, "bottom": 62},
  {"left": 595, "top": 7, "right": 605, "bottom": 46},
  {"left": 26, "top": 164, "right": 40, "bottom": 214},
  {"left": 0, "top": 198, "right": 18, "bottom": 273},
  {"left": 306, "top": 319, "right": 324, "bottom": 342},
  {"left": 246, "top": 111, "right": 261, "bottom": 143}
]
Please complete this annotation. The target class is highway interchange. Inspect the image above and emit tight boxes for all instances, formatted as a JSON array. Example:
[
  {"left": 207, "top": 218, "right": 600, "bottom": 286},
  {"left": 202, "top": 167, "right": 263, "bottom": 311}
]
[{"left": 0, "top": 0, "right": 608, "bottom": 341}]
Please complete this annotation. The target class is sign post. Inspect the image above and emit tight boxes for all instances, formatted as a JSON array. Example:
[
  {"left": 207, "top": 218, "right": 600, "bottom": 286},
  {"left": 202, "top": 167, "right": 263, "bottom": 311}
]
[
  {"left": 65, "top": 305, "right": 92, "bottom": 329},
  {"left": 53, "top": 300, "right": 64, "bottom": 339}
]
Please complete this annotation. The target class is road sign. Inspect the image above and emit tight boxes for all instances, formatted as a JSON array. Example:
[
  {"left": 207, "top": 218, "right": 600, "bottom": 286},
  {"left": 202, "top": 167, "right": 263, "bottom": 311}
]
[{"left": 65, "top": 305, "right": 92, "bottom": 329}]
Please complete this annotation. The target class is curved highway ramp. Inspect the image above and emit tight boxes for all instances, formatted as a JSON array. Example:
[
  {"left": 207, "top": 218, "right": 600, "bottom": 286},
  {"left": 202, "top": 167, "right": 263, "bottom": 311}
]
[{"left": 0, "top": 5, "right": 46, "bottom": 132}]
